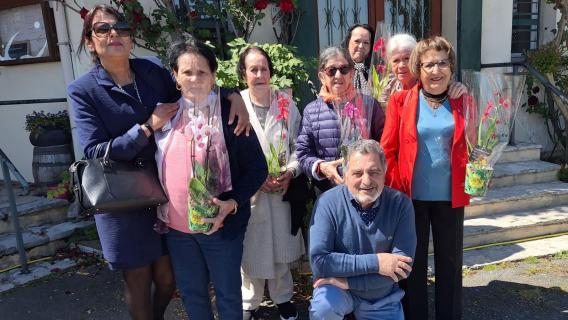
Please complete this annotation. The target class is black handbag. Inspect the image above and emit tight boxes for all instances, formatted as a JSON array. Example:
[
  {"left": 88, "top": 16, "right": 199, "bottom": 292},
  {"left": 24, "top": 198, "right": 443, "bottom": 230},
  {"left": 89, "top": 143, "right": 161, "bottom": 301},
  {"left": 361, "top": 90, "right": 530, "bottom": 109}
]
[{"left": 69, "top": 139, "right": 168, "bottom": 213}]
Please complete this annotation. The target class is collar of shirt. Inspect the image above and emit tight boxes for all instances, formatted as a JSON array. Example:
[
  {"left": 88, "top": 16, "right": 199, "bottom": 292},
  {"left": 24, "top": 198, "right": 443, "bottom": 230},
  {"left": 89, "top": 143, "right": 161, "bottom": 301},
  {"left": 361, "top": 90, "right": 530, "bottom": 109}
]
[{"left": 347, "top": 188, "right": 381, "bottom": 225}]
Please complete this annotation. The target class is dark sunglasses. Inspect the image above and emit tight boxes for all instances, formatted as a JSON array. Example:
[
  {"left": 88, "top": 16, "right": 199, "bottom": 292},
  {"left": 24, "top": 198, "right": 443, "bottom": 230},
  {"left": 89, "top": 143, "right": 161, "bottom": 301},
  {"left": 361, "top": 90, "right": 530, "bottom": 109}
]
[
  {"left": 323, "top": 65, "right": 352, "bottom": 77},
  {"left": 91, "top": 21, "right": 132, "bottom": 38}
]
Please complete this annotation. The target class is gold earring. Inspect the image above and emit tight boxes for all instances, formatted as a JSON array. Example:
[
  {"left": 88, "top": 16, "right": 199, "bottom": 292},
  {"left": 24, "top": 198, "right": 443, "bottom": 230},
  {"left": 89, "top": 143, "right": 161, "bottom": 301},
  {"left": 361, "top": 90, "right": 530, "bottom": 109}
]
[{"left": 176, "top": 82, "right": 181, "bottom": 91}]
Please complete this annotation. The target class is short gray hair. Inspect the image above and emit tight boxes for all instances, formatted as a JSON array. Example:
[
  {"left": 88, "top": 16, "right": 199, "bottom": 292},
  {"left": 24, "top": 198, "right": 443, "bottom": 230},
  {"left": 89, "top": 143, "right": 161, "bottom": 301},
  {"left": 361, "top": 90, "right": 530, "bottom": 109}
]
[
  {"left": 318, "top": 46, "right": 354, "bottom": 71},
  {"left": 343, "top": 139, "right": 387, "bottom": 170},
  {"left": 386, "top": 33, "right": 417, "bottom": 60}
]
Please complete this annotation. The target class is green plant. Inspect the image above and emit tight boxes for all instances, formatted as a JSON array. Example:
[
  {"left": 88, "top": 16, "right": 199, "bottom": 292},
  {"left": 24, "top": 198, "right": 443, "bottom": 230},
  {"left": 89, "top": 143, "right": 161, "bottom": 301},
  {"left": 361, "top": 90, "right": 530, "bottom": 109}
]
[
  {"left": 24, "top": 110, "right": 70, "bottom": 134},
  {"left": 46, "top": 171, "right": 72, "bottom": 201},
  {"left": 215, "top": 37, "right": 315, "bottom": 98}
]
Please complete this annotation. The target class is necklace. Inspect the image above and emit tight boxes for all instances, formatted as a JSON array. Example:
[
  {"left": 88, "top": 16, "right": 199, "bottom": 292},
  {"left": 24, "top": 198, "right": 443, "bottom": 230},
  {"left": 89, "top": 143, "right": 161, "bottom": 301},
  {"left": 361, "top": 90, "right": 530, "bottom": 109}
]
[
  {"left": 116, "top": 72, "right": 142, "bottom": 104},
  {"left": 422, "top": 90, "right": 447, "bottom": 117}
]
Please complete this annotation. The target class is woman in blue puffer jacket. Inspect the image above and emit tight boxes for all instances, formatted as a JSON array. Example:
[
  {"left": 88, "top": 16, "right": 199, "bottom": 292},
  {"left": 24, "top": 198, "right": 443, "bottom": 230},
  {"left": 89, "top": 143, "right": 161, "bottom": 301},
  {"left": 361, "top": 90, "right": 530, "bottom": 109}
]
[{"left": 296, "top": 46, "right": 385, "bottom": 193}]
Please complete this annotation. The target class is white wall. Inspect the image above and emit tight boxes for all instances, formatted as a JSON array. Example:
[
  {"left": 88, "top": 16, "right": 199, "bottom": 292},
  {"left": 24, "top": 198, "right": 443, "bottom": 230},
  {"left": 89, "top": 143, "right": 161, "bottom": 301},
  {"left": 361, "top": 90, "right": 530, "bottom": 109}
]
[
  {"left": 441, "top": 0, "right": 457, "bottom": 46},
  {"left": 481, "top": 0, "right": 513, "bottom": 64},
  {"left": 248, "top": 4, "right": 278, "bottom": 44}
]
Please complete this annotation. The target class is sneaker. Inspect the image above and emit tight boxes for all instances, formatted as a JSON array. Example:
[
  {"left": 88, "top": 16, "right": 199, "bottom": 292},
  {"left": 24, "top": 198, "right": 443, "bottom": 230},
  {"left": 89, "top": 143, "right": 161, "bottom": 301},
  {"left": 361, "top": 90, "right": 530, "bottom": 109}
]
[
  {"left": 243, "top": 308, "right": 259, "bottom": 320},
  {"left": 277, "top": 301, "right": 298, "bottom": 320}
]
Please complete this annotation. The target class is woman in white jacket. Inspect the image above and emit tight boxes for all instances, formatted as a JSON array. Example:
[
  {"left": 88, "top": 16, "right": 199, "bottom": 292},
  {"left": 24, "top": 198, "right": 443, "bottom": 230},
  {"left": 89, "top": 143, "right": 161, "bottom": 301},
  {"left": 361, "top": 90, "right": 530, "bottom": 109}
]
[{"left": 239, "top": 46, "right": 305, "bottom": 320}]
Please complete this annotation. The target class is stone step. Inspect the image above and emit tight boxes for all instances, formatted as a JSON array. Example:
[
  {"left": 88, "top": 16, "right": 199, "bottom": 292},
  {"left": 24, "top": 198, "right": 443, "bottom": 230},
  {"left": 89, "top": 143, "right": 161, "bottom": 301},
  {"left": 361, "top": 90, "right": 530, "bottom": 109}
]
[
  {"left": 497, "top": 143, "right": 542, "bottom": 163},
  {"left": 0, "top": 197, "right": 69, "bottom": 236},
  {"left": 0, "top": 219, "right": 94, "bottom": 269},
  {"left": 466, "top": 181, "right": 568, "bottom": 218},
  {"left": 428, "top": 234, "right": 568, "bottom": 269},
  {"left": 429, "top": 205, "right": 568, "bottom": 253},
  {"left": 491, "top": 160, "right": 560, "bottom": 188}
]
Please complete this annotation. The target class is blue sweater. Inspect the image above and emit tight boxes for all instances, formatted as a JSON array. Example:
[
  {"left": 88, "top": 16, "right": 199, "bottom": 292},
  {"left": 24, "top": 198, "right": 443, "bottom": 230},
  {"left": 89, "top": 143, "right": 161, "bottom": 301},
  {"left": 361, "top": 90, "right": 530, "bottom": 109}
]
[{"left": 309, "top": 185, "right": 416, "bottom": 301}]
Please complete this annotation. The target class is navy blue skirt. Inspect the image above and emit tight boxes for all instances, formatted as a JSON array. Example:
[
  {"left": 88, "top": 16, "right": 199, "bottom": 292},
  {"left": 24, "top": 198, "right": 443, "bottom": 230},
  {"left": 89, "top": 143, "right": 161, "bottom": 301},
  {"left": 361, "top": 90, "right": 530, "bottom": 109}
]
[{"left": 94, "top": 209, "right": 167, "bottom": 270}]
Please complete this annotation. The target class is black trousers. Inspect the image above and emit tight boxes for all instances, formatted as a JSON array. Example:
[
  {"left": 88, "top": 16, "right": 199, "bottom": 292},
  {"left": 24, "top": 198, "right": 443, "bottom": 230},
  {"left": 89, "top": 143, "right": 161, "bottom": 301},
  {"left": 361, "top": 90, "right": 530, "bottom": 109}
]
[{"left": 401, "top": 200, "right": 465, "bottom": 320}]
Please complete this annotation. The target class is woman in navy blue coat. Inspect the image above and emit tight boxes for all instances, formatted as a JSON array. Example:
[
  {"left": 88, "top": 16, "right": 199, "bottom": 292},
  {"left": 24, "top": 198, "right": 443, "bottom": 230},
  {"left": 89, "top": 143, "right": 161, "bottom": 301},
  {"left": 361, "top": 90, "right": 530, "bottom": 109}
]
[{"left": 67, "top": 5, "right": 249, "bottom": 319}]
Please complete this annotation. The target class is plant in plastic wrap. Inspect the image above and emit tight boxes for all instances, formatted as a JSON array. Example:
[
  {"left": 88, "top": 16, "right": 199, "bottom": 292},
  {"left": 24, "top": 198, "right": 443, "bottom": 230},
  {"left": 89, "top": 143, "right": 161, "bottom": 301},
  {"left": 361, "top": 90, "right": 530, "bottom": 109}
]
[
  {"left": 266, "top": 93, "right": 290, "bottom": 178},
  {"left": 182, "top": 88, "right": 232, "bottom": 232},
  {"left": 368, "top": 22, "right": 391, "bottom": 104},
  {"left": 333, "top": 94, "right": 374, "bottom": 161},
  {"left": 462, "top": 70, "right": 525, "bottom": 196}
]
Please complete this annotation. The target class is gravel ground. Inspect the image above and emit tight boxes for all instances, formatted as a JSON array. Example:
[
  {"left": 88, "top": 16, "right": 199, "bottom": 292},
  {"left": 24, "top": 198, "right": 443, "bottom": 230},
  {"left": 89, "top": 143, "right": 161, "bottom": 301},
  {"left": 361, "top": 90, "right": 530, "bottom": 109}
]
[{"left": 0, "top": 252, "right": 566, "bottom": 320}]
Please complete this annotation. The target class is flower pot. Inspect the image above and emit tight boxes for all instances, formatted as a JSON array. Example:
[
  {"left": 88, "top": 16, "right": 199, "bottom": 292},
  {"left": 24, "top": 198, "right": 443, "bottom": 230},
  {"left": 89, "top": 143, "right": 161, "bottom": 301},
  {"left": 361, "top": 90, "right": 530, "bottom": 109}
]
[
  {"left": 464, "top": 163, "right": 494, "bottom": 196},
  {"left": 29, "top": 127, "right": 71, "bottom": 147}
]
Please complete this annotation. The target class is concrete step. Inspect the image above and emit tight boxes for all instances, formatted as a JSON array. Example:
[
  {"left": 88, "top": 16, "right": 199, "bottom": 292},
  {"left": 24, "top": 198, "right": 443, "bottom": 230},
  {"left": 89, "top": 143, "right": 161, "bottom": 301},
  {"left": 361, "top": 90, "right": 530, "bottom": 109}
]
[
  {"left": 428, "top": 234, "right": 568, "bottom": 269},
  {"left": 466, "top": 181, "right": 568, "bottom": 218},
  {"left": 0, "top": 197, "right": 69, "bottom": 236},
  {"left": 497, "top": 143, "right": 541, "bottom": 163},
  {"left": 428, "top": 205, "right": 568, "bottom": 253},
  {"left": 0, "top": 219, "right": 94, "bottom": 269},
  {"left": 491, "top": 160, "right": 560, "bottom": 188}
]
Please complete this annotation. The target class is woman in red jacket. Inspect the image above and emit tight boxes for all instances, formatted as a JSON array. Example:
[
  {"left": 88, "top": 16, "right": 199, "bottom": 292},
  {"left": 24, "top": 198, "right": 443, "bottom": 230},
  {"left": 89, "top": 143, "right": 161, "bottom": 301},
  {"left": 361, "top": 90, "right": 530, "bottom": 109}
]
[{"left": 380, "top": 36, "right": 470, "bottom": 320}]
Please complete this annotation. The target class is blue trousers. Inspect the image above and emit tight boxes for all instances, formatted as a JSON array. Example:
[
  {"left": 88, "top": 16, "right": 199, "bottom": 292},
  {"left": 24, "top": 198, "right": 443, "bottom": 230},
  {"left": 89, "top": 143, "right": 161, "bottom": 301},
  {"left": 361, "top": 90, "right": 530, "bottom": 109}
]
[
  {"left": 166, "top": 228, "right": 245, "bottom": 320},
  {"left": 310, "top": 285, "right": 404, "bottom": 320}
]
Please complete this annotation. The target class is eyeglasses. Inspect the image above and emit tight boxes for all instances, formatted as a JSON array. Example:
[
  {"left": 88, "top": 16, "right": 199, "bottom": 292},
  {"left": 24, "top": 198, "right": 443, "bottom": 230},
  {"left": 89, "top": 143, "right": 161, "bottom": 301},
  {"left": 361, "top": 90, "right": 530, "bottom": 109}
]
[
  {"left": 323, "top": 65, "right": 352, "bottom": 77},
  {"left": 420, "top": 59, "right": 451, "bottom": 72},
  {"left": 91, "top": 22, "right": 132, "bottom": 38}
]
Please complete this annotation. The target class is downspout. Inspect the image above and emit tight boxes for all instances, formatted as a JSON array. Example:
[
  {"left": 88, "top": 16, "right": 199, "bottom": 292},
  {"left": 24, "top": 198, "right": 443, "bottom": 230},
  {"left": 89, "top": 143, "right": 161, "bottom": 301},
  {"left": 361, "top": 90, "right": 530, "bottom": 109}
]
[{"left": 49, "top": 0, "right": 82, "bottom": 160}]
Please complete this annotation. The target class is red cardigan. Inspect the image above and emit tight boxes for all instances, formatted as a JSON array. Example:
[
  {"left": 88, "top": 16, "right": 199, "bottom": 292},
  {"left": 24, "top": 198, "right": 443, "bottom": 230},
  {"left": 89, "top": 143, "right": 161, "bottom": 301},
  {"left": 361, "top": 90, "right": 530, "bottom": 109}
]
[{"left": 380, "top": 84, "right": 470, "bottom": 208}]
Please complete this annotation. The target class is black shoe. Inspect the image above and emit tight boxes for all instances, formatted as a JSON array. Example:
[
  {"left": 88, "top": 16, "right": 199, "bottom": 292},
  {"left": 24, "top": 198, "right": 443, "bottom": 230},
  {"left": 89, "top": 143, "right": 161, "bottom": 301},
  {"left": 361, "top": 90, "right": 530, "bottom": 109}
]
[
  {"left": 243, "top": 308, "right": 259, "bottom": 320},
  {"left": 277, "top": 301, "right": 298, "bottom": 320}
]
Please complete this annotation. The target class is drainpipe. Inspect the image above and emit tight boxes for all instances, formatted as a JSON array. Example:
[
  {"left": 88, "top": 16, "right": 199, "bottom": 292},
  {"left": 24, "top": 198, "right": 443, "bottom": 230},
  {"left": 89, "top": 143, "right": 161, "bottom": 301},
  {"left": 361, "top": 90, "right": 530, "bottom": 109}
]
[{"left": 49, "top": 0, "right": 82, "bottom": 160}]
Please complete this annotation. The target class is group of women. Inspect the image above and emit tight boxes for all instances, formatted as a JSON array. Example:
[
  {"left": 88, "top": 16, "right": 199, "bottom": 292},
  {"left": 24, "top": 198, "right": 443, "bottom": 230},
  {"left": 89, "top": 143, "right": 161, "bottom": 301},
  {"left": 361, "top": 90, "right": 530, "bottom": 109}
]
[{"left": 69, "top": 5, "right": 470, "bottom": 320}]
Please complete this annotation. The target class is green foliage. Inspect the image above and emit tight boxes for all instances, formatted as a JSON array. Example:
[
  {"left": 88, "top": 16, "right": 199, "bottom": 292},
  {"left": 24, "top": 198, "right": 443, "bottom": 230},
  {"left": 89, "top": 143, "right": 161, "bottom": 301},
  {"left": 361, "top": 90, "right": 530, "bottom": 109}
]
[
  {"left": 215, "top": 37, "right": 315, "bottom": 98},
  {"left": 557, "top": 164, "right": 568, "bottom": 182},
  {"left": 24, "top": 110, "right": 70, "bottom": 134},
  {"left": 46, "top": 171, "right": 72, "bottom": 201}
]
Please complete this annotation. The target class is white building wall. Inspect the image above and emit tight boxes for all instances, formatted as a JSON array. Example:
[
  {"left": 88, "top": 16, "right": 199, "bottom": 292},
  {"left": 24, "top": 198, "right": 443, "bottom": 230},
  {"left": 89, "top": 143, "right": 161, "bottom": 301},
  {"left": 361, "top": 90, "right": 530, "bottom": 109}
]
[
  {"left": 441, "top": 0, "right": 457, "bottom": 46},
  {"left": 481, "top": 0, "right": 513, "bottom": 64}
]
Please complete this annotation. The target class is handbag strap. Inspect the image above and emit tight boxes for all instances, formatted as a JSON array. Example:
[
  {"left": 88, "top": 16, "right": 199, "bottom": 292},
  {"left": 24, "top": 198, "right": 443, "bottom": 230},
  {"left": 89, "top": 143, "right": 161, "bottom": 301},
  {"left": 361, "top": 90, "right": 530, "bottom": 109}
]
[{"left": 102, "top": 139, "right": 114, "bottom": 166}]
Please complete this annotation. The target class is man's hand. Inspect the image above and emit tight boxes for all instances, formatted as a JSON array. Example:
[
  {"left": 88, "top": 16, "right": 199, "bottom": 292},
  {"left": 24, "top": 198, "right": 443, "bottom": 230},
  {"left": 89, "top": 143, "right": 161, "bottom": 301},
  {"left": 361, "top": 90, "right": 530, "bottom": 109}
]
[
  {"left": 202, "top": 198, "right": 237, "bottom": 235},
  {"left": 227, "top": 92, "right": 251, "bottom": 136},
  {"left": 319, "top": 159, "right": 344, "bottom": 185},
  {"left": 377, "top": 253, "right": 413, "bottom": 282},
  {"left": 313, "top": 277, "right": 349, "bottom": 290}
]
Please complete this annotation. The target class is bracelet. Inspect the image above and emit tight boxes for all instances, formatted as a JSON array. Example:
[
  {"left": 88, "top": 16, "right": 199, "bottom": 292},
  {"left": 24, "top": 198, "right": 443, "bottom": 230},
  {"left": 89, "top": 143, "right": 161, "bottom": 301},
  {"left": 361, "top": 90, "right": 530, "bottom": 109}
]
[
  {"left": 230, "top": 200, "right": 238, "bottom": 215},
  {"left": 141, "top": 123, "right": 154, "bottom": 136}
]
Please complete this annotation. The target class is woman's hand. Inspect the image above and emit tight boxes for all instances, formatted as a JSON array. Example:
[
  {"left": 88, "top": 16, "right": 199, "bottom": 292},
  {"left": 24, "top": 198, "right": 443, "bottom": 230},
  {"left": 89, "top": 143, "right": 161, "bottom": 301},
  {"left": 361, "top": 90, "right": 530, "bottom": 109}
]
[
  {"left": 202, "top": 198, "right": 238, "bottom": 235},
  {"left": 227, "top": 93, "right": 252, "bottom": 136},
  {"left": 274, "top": 170, "right": 294, "bottom": 193},
  {"left": 319, "top": 159, "right": 344, "bottom": 185},
  {"left": 260, "top": 176, "right": 277, "bottom": 193},
  {"left": 448, "top": 81, "right": 468, "bottom": 99},
  {"left": 146, "top": 102, "right": 180, "bottom": 131}
]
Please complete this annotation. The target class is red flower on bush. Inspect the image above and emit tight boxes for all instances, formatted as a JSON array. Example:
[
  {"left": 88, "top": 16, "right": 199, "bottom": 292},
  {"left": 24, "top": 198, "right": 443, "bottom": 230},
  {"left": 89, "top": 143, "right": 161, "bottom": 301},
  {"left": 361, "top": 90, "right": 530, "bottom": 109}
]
[
  {"left": 278, "top": 0, "right": 294, "bottom": 13},
  {"left": 79, "top": 7, "right": 89, "bottom": 20},
  {"left": 254, "top": 0, "right": 269, "bottom": 10},
  {"left": 188, "top": 10, "right": 198, "bottom": 18}
]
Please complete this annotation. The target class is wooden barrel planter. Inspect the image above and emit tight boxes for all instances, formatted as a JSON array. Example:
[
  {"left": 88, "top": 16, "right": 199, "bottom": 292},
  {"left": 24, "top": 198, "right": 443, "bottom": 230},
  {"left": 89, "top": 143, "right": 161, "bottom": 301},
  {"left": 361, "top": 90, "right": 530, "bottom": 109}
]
[{"left": 32, "top": 144, "right": 73, "bottom": 192}]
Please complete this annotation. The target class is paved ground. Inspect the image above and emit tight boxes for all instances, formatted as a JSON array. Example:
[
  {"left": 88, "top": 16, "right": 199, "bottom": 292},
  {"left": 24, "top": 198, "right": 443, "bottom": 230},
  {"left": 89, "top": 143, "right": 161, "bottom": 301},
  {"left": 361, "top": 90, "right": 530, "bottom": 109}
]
[{"left": 0, "top": 250, "right": 566, "bottom": 320}]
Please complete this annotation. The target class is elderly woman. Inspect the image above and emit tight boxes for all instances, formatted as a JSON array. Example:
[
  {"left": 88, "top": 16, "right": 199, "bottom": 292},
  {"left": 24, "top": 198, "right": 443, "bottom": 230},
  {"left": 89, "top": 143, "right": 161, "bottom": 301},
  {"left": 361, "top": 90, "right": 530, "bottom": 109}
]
[
  {"left": 67, "top": 5, "right": 250, "bottom": 319},
  {"left": 296, "top": 46, "right": 385, "bottom": 193},
  {"left": 238, "top": 46, "right": 305, "bottom": 320},
  {"left": 154, "top": 39, "right": 267, "bottom": 320},
  {"left": 342, "top": 24, "right": 375, "bottom": 94},
  {"left": 381, "top": 33, "right": 466, "bottom": 106},
  {"left": 380, "top": 36, "right": 470, "bottom": 320}
]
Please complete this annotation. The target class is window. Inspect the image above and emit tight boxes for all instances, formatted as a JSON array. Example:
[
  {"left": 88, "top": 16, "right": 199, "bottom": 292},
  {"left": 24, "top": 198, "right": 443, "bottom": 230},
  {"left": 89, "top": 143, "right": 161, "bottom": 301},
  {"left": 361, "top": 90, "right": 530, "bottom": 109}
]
[
  {"left": 0, "top": 0, "right": 59, "bottom": 66},
  {"left": 512, "top": 0, "right": 540, "bottom": 60}
]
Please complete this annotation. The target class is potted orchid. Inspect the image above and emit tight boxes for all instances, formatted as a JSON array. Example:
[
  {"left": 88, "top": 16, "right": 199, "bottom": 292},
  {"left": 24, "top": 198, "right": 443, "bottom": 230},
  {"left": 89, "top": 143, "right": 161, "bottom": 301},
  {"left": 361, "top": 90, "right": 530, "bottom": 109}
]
[
  {"left": 334, "top": 95, "right": 373, "bottom": 161},
  {"left": 266, "top": 93, "right": 290, "bottom": 178},
  {"left": 462, "top": 70, "right": 526, "bottom": 196},
  {"left": 368, "top": 22, "right": 391, "bottom": 105}
]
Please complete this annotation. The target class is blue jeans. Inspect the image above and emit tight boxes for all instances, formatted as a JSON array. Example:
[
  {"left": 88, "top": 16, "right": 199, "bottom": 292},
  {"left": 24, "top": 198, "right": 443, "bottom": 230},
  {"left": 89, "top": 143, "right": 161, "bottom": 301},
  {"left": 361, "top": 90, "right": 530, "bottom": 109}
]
[
  {"left": 166, "top": 228, "right": 245, "bottom": 320},
  {"left": 310, "top": 285, "right": 404, "bottom": 320}
]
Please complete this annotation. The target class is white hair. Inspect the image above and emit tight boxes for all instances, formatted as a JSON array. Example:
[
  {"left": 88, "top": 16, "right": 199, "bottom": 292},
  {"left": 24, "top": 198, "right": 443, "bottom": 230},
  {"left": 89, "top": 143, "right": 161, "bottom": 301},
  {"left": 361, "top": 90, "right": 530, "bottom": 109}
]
[{"left": 386, "top": 33, "right": 417, "bottom": 60}]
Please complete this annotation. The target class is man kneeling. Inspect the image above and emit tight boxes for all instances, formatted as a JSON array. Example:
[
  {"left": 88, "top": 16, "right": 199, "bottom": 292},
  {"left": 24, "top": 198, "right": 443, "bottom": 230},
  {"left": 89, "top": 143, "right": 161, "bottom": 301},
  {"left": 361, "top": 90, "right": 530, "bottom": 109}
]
[{"left": 309, "top": 140, "right": 416, "bottom": 320}]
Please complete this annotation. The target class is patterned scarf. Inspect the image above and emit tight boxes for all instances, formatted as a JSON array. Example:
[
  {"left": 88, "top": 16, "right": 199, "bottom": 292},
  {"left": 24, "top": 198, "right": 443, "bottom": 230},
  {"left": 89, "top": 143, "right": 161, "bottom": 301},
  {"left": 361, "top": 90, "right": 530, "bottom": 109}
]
[{"left": 353, "top": 63, "right": 370, "bottom": 95}]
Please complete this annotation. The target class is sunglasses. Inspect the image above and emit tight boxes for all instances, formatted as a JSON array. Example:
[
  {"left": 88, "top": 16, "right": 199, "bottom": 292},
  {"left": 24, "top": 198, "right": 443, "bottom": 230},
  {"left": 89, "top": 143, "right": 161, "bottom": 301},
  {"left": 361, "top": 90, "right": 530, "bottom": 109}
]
[
  {"left": 323, "top": 65, "right": 352, "bottom": 77},
  {"left": 91, "top": 21, "right": 132, "bottom": 38}
]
